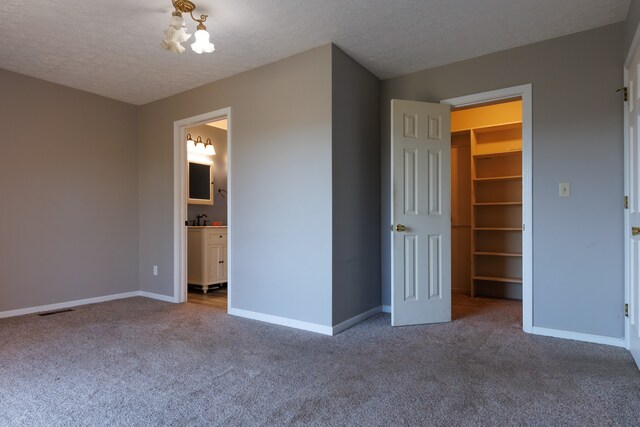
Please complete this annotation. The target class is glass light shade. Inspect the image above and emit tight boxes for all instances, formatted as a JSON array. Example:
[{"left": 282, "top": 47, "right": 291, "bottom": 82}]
[
  {"left": 187, "top": 135, "right": 196, "bottom": 151},
  {"left": 205, "top": 144, "right": 216, "bottom": 155},
  {"left": 161, "top": 13, "right": 191, "bottom": 53},
  {"left": 165, "top": 26, "right": 191, "bottom": 43},
  {"left": 161, "top": 38, "right": 185, "bottom": 53},
  {"left": 196, "top": 140, "right": 205, "bottom": 152},
  {"left": 170, "top": 15, "right": 186, "bottom": 28},
  {"left": 191, "top": 29, "right": 215, "bottom": 54}
]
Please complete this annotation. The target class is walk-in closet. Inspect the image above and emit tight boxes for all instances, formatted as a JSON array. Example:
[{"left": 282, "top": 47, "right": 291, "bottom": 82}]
[{"left": 451, "top": 100, "right": 523, "bottom": 300}]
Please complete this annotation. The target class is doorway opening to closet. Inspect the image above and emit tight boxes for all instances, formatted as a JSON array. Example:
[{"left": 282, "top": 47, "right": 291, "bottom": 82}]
[{"left": 450, "top": 98, "right": 524, "bottom": 319}]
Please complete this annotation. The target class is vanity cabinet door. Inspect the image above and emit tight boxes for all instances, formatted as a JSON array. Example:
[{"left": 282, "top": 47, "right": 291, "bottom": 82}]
[
  {"left": 206, "top": 243, "right": 227, "bottom": 284},
  {"left": 208, "top": 229, "right": 227, "bottom": 284}
]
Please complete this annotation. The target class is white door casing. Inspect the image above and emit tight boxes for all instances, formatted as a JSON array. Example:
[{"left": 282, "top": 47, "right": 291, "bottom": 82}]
[
  {"left": 442, "top": 85, "right": 533, "bottom": 334},
  {"left": 625, "top": 42, "right": 640, "bottom": 367},
  {"left": 173, "top": 108, "right": 232, "bottom": 307},
  {"left": 391, "top": 99, "right": 452, "bottom": 326}
]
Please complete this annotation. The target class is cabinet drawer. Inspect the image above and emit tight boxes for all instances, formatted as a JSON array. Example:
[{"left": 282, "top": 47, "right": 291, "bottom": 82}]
[{"left": 207, "top": 231, "right": 227, "bottom": 244}]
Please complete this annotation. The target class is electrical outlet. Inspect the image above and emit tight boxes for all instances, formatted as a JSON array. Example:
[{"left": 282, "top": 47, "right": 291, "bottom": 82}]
[
  {"left": 153, "top": 265, "right": 158, "bottom": 276},
  {"left": 559, "top": 182, "right": 570, "bottom": 198}
]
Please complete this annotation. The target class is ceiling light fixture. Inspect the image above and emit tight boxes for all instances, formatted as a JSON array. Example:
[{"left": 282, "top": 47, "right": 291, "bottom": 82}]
[{"left": 162, "top": 0, "right": 215, "bottom": 54}]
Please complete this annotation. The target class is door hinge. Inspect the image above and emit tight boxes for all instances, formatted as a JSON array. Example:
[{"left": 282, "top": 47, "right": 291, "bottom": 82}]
[
  {"left": 625, "top": 303, "right": 629, "bottom": 317},
  {"left": 617, "top": 87, "right": 628, "bottom": 102},
  {"left": 625, "top": 196, "right": 629, "bottom": 209}
]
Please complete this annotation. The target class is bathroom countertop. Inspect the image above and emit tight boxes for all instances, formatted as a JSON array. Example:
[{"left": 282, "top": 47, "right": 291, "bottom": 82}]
[{"left": 187, "top": 225, "right": 227, "bottom": 229}]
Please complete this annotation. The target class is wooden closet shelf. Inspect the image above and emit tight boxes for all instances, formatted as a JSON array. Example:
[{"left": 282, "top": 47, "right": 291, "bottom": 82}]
[
  {"left": 473, "top": 175, "right": 522, "bottom": 182},
  {"left": 472, "top": 121, "right": 522, "bottom": 134},
  {"left": 473, "top": 202, "right": 522, "bottom": 206},
  {"left": 473, "top": 150, "right": 522, "bottom": 159},
  {"left": 473, "top": 276, "right": 523, "bottom": 284},
  {"left": 473, "top": 252, "right": 522, "bottom": 257},
  {"left": 473, "top": 227, "right": 522, "bottom": 231}
]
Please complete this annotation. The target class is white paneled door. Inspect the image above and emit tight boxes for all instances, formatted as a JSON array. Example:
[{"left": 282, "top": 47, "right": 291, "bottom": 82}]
[
  {"left": 391, "top": 100, "right": 451, "bottom": 326},
  {"left": 626, "top": 44, "right": 640, "bottom": 368}
]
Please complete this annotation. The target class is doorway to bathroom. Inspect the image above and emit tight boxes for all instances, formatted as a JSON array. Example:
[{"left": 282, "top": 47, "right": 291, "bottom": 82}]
[{"left": 173, "top": 108, "right": 232, "bottom": 311}]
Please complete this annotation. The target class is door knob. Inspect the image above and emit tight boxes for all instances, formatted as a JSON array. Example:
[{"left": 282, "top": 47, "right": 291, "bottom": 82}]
[
  {"left": 395, "top": 224, "right": 407, "bottom": 232},
  {"left": 633, "top": 227, "right": 640, "bottom": 236}
]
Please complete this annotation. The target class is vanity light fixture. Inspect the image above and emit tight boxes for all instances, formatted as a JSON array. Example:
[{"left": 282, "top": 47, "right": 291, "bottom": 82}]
[
  {"left": 162, "top": 0, "right": 215, "bottom": 54},
  {"left": 187, "top": 134, "right": 216, "bottom": 155}
]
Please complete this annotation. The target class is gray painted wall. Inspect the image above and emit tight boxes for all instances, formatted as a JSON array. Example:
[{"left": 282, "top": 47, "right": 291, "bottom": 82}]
[
  {"left": 186, "top": 124, "right": 228, "bottom": 225},
  {"left": 625, "top": 0, "right": 640, "bottom": 57},
  {"left": 138, "top": 45, "right": 334, "bottom": 326},
  {"left": 331, "top": 46, "right": 381, "bottom": 325},
  {"left": 0, "top": 69, "right": 139, "bottom": 312},
  {"left": 380, "top": 24, "right": 625, "bottom": 338}
]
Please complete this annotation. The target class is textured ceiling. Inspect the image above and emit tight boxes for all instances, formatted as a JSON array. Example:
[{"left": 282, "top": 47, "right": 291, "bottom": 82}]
[{"left": 0, "top": 0, "right": 631, "bottom": 105}]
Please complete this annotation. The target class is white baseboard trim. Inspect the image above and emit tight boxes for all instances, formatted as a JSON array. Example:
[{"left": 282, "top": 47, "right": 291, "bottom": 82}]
[
  {"left": 531, "top": 326, "right": 626, "bottom": 348},
  {"left": 333, "top": 306, "right": 382, "bottom": 335},
  {"left": 631, "top": 342, "right": 640, "bottom": 368},
  {"left": 228, "top": 307, "right": 333, "bottom": 335},
  {"left": 0, "top": 291, "right": 140, "bottom": 319},
  {"left": 138, "top": 291, "right": 179, "bottom": 303},
  {"left": 382, "top": 305, "right": 391, "bottom": 313}
]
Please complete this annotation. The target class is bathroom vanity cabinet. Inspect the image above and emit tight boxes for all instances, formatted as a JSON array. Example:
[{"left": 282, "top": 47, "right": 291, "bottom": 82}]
[{"left": 187, "top": 226, "right": 227, "bottom": 293}]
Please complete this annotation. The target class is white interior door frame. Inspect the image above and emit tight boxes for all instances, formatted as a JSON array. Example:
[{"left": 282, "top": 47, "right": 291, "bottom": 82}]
[
  {"left": 173, "top": 107, "right": 232, "bottom": 307},
  {"left": 624, "top": 25, "right": 640, "bottom": 353},
  {"left": 624, "top": 65, "right": 631, "bottom": 351},
  {"left": 441, "top": 84, "right": 533, "bottom": 333}
]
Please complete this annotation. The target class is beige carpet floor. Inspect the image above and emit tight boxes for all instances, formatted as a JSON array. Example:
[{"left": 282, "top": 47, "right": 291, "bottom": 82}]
[{"left": 1, "top": 295, "right": 639, "bottom": 426}]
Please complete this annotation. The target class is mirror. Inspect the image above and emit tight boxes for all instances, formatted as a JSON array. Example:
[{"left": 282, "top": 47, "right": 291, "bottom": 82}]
[{"left": 188, "top": 161, "right": 214, "bottom": 205}]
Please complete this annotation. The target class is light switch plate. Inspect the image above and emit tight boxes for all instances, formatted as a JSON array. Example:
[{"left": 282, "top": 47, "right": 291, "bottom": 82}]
[{"left": 559, "top": 182, "right": 570, "bottom": 198}]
